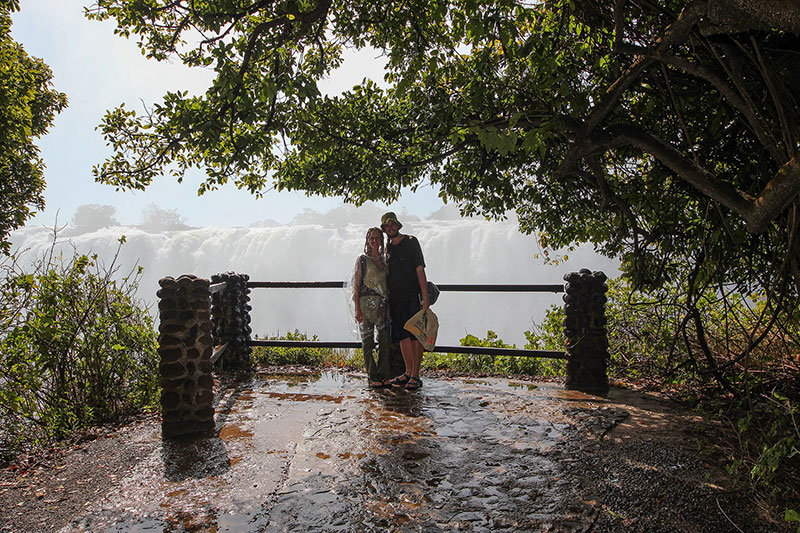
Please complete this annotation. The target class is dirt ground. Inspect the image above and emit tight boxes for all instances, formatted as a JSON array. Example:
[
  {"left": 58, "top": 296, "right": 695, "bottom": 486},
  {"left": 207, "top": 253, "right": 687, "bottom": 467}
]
[
  {"left": 563, "top": 386, "right": 780, "bottom": 532},
  {"left": 0, "top": 370, "right": 788, "bottom": 532}
]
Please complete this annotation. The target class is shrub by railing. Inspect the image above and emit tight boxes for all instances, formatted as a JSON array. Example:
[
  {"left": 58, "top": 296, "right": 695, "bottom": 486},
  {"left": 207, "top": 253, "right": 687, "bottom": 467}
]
[{"left": 1, "top": 242, "right": 159, "bottom": 461}]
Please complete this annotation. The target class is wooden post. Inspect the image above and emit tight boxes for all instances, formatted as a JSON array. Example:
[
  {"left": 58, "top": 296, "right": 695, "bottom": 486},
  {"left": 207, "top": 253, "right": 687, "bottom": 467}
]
[
  {"left": 563, "top": 269, "right": 610, "bottom": 394},
  {"left": 157, "top": 275, "right": 215, "bottom": 438}
]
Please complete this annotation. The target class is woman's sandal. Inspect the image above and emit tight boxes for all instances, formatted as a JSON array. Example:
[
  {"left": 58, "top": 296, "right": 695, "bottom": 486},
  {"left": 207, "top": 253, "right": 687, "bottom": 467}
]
[
  {"left": 389, "top": 373, "right": 411, "bottom": 388},
  {"left": 405, "top": 376, "right": 423, "bottom": 390},
  {"left": 369, "top": 380, "right": 387, "bottom": 389}
]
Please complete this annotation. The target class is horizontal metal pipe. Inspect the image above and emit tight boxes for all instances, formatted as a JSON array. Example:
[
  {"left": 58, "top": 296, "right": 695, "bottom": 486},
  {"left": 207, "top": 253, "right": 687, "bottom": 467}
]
[
  {"left": 248, "top": 281, "right": 345, "bottom": 288},
  {"left": 246, "top": 281, "right": 564, "bottom": 293},
  {"left": 247, "top": 339, "right": 566, "bottom": 359},
  {"left": 433, "top": 345, "right": 567, "bottom": 359},
  {"left": 209, "top": 282, "right": 227, "bottom": 294},
  {"left": 436, "top": 284, "right": 564, "bottom": 293}
]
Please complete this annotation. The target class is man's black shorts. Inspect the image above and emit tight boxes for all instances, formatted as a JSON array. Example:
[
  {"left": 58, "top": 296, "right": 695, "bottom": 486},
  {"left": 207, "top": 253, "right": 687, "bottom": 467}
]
[{"left": 389, "top": 298, "right": 422, "bottom": 342}]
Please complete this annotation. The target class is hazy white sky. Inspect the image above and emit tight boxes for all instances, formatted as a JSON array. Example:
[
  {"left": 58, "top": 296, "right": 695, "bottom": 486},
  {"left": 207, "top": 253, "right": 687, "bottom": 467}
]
[{"left": 11, "top": 1, "right": 444, "bottom": 229}]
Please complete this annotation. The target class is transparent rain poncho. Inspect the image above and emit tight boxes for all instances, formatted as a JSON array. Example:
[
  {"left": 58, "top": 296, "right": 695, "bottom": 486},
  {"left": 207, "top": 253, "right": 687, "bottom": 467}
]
[
  {"left": 346, "top": 254, "right": 391, "bottom": 381},
  {"left": 344, "top": 254, "right": 389, "bottom": 337},
  {"left": 354, "top": 254, "right": 388, "bottom": 324}
]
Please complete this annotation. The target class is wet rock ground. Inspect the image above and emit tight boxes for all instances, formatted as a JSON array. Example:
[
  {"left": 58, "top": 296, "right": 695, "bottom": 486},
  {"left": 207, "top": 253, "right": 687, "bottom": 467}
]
[{"left": 0, "top": 370, "right": 784, "bottom": 532}]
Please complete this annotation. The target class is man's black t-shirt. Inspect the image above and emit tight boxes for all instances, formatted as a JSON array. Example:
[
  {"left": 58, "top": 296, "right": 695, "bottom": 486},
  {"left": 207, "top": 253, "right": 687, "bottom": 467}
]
[{"left": 386, "top": 235, "right": 425, "bottom": 302}]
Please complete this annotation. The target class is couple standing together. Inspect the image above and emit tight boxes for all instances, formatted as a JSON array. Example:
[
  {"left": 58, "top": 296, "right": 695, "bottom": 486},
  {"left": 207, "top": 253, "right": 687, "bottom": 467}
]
[{"left": 353, "top": 212, "right": 430, "bottom": 390}]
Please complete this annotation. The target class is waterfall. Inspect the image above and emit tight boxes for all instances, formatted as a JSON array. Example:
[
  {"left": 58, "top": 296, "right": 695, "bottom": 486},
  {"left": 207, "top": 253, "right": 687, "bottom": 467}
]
[{"left": 9, "top": 220, "right": 619, "bottom": 346}]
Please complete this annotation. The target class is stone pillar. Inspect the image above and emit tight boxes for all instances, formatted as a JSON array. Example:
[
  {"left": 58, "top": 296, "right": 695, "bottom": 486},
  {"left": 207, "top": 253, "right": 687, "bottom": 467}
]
[
  {"left": 563, "top": 269, "right": 609, "bottom": 394},
  {"left": 210, "top": 272, "right": 252, "bottom": 370},
  {"left": 157, "top": 275, "right": 215, "bottom": 438}
]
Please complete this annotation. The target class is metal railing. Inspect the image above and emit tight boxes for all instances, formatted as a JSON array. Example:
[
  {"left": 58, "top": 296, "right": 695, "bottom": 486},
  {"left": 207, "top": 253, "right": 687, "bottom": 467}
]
[{"left": 235, "top": 280, "right": 566, "bottom": 359}]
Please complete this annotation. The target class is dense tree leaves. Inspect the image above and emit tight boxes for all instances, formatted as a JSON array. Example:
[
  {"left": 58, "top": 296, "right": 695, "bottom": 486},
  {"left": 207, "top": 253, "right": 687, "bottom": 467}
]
[
  {"left": 0, "top": 4, "right": 67, "bottom": 253},
  {"left": 89, "top": 1, "right": 800, "bottom": 303}
]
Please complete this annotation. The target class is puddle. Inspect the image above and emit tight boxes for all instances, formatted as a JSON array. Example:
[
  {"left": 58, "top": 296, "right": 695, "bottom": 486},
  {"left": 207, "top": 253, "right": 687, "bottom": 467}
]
[
  {"left": 262, "top": 392, "right": 348, "bottom": 403},
  {"left": 508, "top": 381, "right": 539, "bottom": 391},
  {"left": 115, "top": 509, "right": 268, "bottom": 532},
  {"left": 218, "top": 425, "right": 254, "bottom": 441},
  {"left": 256, "top": 370, "right": 351, "bottom": 394}
]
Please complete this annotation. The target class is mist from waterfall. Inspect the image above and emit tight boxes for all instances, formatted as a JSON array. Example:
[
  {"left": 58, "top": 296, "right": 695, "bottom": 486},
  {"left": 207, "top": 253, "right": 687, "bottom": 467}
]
[{"left": 9, "top": 204, "right": 619, "bottom": 346}]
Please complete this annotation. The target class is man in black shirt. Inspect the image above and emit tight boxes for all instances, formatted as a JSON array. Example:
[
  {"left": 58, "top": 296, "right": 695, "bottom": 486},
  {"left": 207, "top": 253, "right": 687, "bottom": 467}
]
[{"left": 381, "top": 212, "right": 429, "bottom": 390}]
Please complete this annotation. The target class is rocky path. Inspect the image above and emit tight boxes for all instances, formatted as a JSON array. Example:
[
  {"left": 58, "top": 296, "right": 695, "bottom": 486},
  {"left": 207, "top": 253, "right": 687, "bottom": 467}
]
[{"left": 0, "top": 371, "right": 783, "bottom": 532}]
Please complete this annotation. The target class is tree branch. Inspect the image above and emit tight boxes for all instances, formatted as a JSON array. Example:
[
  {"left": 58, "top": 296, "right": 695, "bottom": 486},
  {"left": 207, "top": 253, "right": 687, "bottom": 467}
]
[
  {"left": 557, "top": 0, "right": 708, "bottom": 177},
  {"left": 237, "top": 0, "right": 332, "bottom": 81},
  {"left": 654, "top": 52, "right": 785, "bottom": 164},
  {"left": 601, "top": 124, "right": 800, "bottom": 233},
  {"left": 703, "top": 0, "right": 800, "bottom": 35}
]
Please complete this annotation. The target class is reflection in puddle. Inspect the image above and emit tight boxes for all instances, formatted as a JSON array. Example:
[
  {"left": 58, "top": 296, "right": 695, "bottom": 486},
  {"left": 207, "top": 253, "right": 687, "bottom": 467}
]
[
  {"left": 161, "top": 435, "right": 230, "bottom": 482},
  {"left": 263, "top": 392, "right": 348, "bottom": 403},
  {"left": 120, "top": 508, "right": 268, "bottom": 532},
  {"left": 508, "top": 381, "right": 538, "bottom": 391},
  {"left": 256, "top": 370, "right": 348, "bottom": 393}
]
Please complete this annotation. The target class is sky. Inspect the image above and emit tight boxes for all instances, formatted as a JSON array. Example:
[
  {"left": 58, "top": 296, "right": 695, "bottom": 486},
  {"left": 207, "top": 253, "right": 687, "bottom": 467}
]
[{"left": 10, "top": 1, "right": 445, "bottom": 229}]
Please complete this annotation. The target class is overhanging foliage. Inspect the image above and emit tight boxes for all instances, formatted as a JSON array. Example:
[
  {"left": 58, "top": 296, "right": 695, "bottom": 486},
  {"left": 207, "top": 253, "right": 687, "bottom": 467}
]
[{"left": 88, "top": 1, "right": 800, "bottom": 304}]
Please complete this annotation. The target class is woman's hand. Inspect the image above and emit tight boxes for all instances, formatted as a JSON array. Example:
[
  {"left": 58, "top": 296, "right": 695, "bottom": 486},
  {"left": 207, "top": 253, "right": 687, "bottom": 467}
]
[{"left": 355, "top": 308, "right": 363, "bottom": 323}]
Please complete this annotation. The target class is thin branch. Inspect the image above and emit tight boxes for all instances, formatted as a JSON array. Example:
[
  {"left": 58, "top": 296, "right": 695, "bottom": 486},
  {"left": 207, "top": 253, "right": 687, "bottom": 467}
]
[
  {"left": 660, "top": 53, "right": 784, "bottom": 165},
  {"left": 586, "top": 155, "right": 652, "bottom": 241},
  {"left": 612, "top": 0, "right": 628, "bottom": 52},
  {"left": 749, "top": 34, "right": 795, "bottom": 160},
  {"left": 685, "top": 249, "right": 733, "bottom": 390}
]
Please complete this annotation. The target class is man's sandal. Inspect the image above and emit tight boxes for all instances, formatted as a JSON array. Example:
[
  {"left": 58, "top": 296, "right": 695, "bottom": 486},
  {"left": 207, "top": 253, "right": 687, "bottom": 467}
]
[
  {"left": 405, "top": 376, "right": 423, "bottom": 390},
  {"left": 389, "top": 374, "right": 411, "bottom": 388},
  {"left": 369, "top": 380, "right": 386, "bottom": 389}
]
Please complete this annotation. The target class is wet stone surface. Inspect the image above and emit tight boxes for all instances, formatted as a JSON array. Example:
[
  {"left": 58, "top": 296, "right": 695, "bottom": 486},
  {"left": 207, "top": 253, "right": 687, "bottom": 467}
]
[
  {"left": 1, "top": 370, "right": 779, "bottom": 532},
  {"left": 266, "top": 378, "right": 584, "bottom": 532},
  {"left": 58, "top": 373, "right": 595, "bottom": 532}
]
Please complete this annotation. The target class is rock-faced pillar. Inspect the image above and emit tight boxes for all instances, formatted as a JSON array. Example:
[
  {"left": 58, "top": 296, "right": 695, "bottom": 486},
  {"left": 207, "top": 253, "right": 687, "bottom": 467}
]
[
  {"left": 210, "top": 272, "right": 252, "bottom": 370},
  {"left": 157, "top": 275, "right": 215, "bottom": 438},
  {"left": 563, "top": 269, "right": 610, "bottom": 394}
]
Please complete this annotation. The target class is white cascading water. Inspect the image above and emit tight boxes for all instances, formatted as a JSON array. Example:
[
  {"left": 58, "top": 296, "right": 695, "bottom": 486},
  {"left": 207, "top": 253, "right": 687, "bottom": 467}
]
[{"left": 9, "top": 218, "right": 619, "bottom": 346}]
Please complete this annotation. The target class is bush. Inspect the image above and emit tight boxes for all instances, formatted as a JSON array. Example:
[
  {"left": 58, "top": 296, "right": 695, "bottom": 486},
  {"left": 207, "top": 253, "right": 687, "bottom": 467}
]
[
  {"left": 0, "top": 238, "right": 159, "bottom": 462},
  {"left": 421, "top": 330, "right": 565, "bottom": 376},
  {"left": 250, "top": 329, "right": 356, "bottom": 367},
  {"left": 524, "top": 307, "right": 567, "bottom": 377}
]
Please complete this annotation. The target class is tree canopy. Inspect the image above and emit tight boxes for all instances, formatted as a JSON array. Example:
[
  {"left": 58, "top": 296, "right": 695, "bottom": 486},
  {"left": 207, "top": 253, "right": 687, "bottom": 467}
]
[
  {"left": 89, "top": 1, "right": 800, "bottom": 304},
  {"left": 0, "top": 0, "right": 67, "bottom": 253}
]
